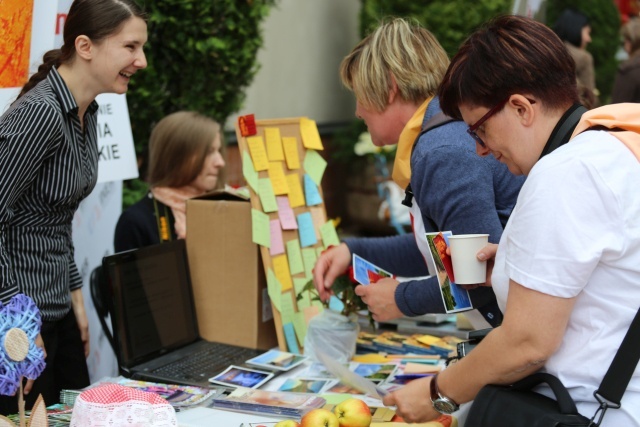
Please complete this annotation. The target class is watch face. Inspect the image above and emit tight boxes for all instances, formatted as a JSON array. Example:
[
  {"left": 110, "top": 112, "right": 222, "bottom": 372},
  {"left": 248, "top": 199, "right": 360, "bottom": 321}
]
[{"left": 433, "top": 398, "right": 459, "bottom": 414}]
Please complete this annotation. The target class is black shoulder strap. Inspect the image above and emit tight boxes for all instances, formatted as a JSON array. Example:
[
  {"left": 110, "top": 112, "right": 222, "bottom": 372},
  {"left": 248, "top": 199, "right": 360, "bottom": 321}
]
[{"left": 402, "top": 112, "right": 456, "bottom": 207}]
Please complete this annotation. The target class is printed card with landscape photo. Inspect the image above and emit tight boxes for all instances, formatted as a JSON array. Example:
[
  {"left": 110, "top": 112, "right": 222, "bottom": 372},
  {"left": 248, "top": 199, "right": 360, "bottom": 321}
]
[
  {"left": 208, "top": 365, "right": 274, "bottom": 389},
  {"left": 277, "top": 378, "right": 330, "bottom": 394},
  {"left": 352, "top": 254, "right": 395, "bottom": 285},
  {"left": 425, "top": 232, "right": 473, "bottom": 313},
  {"left": 352, "top": 363, "right": 398, "bottom": 383},
  {"left": 246, "top": 349, "right": 308, "bottom": 372}
]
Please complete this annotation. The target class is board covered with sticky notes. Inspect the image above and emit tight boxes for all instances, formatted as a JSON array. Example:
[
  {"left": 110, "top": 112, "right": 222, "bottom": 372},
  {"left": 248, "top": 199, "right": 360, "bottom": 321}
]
[{"left": 236, "top": 115, "right": 338, "bottom": 353}]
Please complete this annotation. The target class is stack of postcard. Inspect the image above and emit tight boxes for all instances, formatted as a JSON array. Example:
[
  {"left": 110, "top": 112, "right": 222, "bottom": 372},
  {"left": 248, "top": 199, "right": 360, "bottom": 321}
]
[{"left": 208, "top": 387, "right": 326, "bottom": 418}]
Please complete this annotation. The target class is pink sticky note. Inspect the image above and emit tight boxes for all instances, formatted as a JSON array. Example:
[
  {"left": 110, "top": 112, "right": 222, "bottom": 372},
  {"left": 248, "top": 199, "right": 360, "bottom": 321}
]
[
  {"left": 270, "top": 219, "right": 285, "bottom": 255},
  {"left": 277, "top": 196, "right": 298, "bottom": 230}
]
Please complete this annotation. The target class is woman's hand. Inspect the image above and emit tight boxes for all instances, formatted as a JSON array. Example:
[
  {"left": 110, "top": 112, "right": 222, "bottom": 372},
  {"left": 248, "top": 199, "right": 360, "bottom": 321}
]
[
  {"left": 71, "top": 288, "right": 90, "bottom": 357},
  {"left": 383, "top": 376, "right": 441, "bottom": 423},
  {"left": 312, "top": 243, "right": 351, "bottom": 301},
  {"left": 354, "top": 278, "right": 402, "bottom": 321}
]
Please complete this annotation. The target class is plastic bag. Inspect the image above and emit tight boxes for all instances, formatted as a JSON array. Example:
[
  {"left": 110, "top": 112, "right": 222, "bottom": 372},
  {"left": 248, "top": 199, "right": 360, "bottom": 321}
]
[{"left": 304, "top": 309, "right": 359, "bottom": 364}]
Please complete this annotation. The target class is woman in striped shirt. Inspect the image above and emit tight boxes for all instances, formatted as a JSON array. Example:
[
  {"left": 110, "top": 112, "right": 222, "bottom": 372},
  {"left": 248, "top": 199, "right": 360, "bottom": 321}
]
[{"left": 0, "top": 0, "right": 147, "bottom": 412}]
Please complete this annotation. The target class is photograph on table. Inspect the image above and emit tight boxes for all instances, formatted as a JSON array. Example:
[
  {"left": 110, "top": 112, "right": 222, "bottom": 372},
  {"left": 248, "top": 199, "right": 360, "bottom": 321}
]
[
  {"left": 246, "top": 349, "right": 308, "bottom": 372},
  {"left": 208, "top": 365, "right": 274, "bottom": 389},
  {"left": 278, "top": 378, "right": 330, "bottom": 394},
  {"left": 352, "top": 363, "right": 398, "bottom": 382}
]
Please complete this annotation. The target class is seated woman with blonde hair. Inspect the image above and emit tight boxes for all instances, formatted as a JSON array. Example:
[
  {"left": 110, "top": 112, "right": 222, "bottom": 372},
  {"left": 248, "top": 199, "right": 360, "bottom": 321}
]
[{"left": 114, "top": 111, "right": 225, "bottom": 252}]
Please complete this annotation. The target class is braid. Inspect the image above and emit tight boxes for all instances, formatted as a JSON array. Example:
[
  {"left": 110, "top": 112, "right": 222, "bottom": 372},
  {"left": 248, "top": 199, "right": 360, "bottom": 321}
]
[{"left": 17, "top": 49, "right": 62, "bottom": 99}]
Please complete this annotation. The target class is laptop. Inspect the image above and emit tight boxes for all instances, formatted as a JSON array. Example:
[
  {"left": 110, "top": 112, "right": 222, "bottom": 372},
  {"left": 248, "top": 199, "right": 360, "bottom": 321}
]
[{"left": 102, "top": 239, "right": 264, "bottom": 388}]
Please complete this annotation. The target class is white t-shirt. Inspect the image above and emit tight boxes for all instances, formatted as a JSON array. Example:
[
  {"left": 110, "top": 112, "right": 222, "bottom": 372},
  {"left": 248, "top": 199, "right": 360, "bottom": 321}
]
[{"left": 492, "top": 130, "right": 640, "bottom": 426}]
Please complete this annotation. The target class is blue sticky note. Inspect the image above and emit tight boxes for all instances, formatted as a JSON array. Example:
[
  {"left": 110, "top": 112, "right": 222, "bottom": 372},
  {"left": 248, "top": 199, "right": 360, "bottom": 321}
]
[
  {"left": 329, "top": 295, "right": 345, "bottom": 312},
  {"left": 283, "top": 323, "right": 300, "bottom": 354},
  {"left": 297, "top": 212, "right": 317, "bottom": 247},
  {"left": 304, "top": 174, "right": 323, "bottom": 206}
]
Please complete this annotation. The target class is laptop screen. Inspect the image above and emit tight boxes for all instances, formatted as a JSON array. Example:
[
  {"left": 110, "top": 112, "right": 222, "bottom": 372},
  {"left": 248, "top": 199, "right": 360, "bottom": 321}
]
[{"left": 103, "top": 240, "right": 200, "bottom": 368}]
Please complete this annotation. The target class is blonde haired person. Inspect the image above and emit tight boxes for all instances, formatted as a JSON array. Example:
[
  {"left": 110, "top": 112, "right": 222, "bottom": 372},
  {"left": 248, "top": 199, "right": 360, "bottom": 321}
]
[
  {"left": 114, "top": 111, "right": 225, "bottom": 252},
  {"left": 612, "top": 18, "right": 640, "bottom": 103},
  {"left": 313, "top": 18, "right": 523, "bottom": 325}
]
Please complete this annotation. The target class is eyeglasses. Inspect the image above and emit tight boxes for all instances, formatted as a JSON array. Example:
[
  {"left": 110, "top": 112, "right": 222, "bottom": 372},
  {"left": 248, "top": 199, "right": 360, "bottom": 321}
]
[{"left": 467, "top": 97, "right": 536, "bottom": 148}]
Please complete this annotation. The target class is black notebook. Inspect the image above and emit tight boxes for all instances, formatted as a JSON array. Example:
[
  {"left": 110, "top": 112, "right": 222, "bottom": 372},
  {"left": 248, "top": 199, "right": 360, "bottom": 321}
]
[{"left": 102, "top": 239, "right": 263, "bottom": 388}]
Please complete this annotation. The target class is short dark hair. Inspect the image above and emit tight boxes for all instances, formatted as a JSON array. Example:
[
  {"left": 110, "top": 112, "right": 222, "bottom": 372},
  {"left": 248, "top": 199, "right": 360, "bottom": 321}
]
[
  {"left": 553, "top": 8, "right": 589, "bottom": 48},
  {"left": 19, "top": 0, "right": 147, "bottom": 99},
  {"left": 438, "top": 15, "right": 579, "bottom": 120}
]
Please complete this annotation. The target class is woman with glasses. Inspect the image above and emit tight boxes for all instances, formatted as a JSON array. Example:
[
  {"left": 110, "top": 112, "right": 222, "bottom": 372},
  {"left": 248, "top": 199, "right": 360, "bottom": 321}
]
[
  {"left": 313, "top": 18, "right": 524, "bottom": 327},
  {"left": 382, "top": 15, "right": 640, "bottom": 426}
]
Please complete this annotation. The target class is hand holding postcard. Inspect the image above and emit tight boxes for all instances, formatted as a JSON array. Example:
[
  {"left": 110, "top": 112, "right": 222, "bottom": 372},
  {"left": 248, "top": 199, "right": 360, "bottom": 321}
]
[
  {"left": 352, "top": 254, "right": 395, "bottom": 285},
  {"left": 425, "top": 232, "right": 473, "bottom": 314}
]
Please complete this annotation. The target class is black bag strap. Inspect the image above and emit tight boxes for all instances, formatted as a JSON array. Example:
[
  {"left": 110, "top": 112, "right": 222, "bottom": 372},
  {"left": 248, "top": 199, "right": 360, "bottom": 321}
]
[
  {"left": 596, "top": 306, "right": 640, "bottom": 405},
  {"left": 401, "top": 112, "right": 456, "bottom": 207},
  {"left": 511, "top": 373, "right": 580, "bottom": 415}
]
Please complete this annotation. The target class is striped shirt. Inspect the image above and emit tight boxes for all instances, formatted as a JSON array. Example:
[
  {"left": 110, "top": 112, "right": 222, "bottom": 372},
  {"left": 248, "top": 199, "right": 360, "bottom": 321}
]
[{"left": 0, "top": 67, "right": 99, "bottom": 321}]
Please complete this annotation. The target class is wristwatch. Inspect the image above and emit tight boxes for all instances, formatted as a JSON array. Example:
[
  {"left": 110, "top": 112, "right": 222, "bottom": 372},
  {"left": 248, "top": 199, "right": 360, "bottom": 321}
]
[{"left": 430, "top": 374, "right": 460, "bottom": 414}]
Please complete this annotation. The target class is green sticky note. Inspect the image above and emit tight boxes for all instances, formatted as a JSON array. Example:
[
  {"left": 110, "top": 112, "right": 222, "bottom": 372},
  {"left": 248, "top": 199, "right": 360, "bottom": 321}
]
[
  {"left": 303, "top": 150, "right": 327, "bottom": 186},
  {"left": 286, "top": 239, "right": 304, "bottom": 275},
  {"left": 294, "top": 277, "right": 311, "bottom": 310},
  {"left": 267, "top": 268, "right": 282, "bottom": 312},
  {"left": 293, "top": 311, "right": 308, "bottom": 344},
  {"left": 320, "top": 221, "right": 340, "bottom": 249},
  {"left": 258, "top": 178, "right": 278, "bottom": 213},
  {"left": 280, "top": 291, "right": 296, "bottom": 324},
  {"left": 242, "top": 150, "right": 259, "bottom": 191},
  {"left": 316, "top": 246, "right": 324, "bottom": 258},
  {"left": 301, "top": 248, "right": 317, "bottom": 280},
  {"left": 251, "top": 208, "right": 270, "bottom": 247}
]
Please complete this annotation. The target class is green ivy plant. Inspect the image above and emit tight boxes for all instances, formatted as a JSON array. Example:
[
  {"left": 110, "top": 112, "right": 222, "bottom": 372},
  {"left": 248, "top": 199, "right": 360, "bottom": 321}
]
[
  {"left": 122, "top": 0, "right": 276, "bottom": 207},
  {"left": 297, "top": 276, "right": 375, "bottom": 328}
]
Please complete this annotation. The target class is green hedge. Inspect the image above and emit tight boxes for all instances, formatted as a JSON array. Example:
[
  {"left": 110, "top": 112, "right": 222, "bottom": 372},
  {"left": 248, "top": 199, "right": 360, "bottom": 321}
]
[
  {"left": 546, "top": 1, "right": 621, "bottom": 103},
  {"left": 122, "top": 0, "right": 275, "bottom": 207}
]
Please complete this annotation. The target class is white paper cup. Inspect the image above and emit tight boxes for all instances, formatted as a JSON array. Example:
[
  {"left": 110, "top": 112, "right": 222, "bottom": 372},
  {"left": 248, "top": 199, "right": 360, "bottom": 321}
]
[{"left": 448, "top": 234, "right": 489, "bottom": 284}]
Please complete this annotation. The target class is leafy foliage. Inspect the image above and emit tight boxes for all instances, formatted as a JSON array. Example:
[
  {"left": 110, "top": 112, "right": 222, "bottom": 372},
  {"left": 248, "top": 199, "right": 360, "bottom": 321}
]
[
  {"left": 546, "top": 0, "right": 621, "bottom": 103},
  {"left": 122, "top": 0, "right": 276, "bottom": 208},
  {"left": 360, "top": 0, "right": 511, "bottom": 56},
  {"left": 297, "top": 276, "right": 374, "bottom": 328}
]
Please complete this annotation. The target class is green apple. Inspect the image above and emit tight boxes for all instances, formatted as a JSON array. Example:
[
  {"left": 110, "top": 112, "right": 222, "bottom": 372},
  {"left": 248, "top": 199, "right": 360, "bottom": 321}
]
[
  {"left": 274, "top": 420, "right": 301, "bottom": 427},
  {"left": 333, "top": 398, "right": 372, "bottom": 427},
  {"left": 300, "top": 408, "right": 340, "bottom": 427}
]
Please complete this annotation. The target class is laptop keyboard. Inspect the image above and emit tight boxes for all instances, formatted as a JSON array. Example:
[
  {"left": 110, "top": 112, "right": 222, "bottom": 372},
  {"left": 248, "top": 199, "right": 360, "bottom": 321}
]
[{"left": 151, "top": 342, "right": 262, "bottom": 380}]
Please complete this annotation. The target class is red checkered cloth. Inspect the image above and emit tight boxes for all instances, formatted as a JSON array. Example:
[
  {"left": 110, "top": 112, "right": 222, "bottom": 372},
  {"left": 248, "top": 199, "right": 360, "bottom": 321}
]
[{"left": 70, "top": 383, "right": 177, "bottom": 426}]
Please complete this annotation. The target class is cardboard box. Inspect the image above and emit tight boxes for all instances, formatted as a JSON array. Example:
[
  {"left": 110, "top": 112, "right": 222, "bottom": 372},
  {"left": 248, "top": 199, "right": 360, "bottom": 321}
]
[{"left": 186, "top": 190, "right": 278, "bottom": 350}]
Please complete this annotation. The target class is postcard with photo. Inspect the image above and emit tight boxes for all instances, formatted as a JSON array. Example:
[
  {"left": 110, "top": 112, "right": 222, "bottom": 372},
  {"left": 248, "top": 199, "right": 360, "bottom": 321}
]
[
  {"left": 208, "top": 365, "right": 274, "bottom": 389},
  {"left": 352, "top": 363, "right": 398, "bottom": 383},
  {"left": 302, "top": 362, "right": 338, "bottom": 379},
  {"left": 324, "top": 380, "right": 366, "bottom": 395},
  {"left": 246, "top": 349, "right": 308, "bottom": 372},
  {"left": 352, "top": 254, "right": 395, "bottom": 285},
  {"left": 278, "top": 378, "right": 330, "bottom": 394},
  {"left": 425, "top": 232, "right": 473, "bottom": 313}
]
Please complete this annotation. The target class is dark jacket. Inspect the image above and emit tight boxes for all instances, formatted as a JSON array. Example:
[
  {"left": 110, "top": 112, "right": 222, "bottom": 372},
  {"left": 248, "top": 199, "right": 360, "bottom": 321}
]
[{"left": 612, "top": 51, "right": 640, "bottom": 104}]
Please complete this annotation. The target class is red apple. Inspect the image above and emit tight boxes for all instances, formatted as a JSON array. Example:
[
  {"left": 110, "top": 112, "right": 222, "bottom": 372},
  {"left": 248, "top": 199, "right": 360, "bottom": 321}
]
[
  {"left": 333, "top": 398, "right": 372, "bottom": 427},
  {"left": 274, "top": 420, "right": 301, "bottom": 427},
  {"left": 300, "top": 408, "right": 340, "bottom": 427}
]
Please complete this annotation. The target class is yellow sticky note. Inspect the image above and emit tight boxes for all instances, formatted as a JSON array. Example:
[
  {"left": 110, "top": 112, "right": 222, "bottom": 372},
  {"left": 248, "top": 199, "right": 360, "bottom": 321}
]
[
  {"left": 282, "top": 136, "right": 301, "bottom": 170},
  {"left": 286, "top": 173, "right": 305, "bottom": 208},
  {"left": 286, "top": 239, "right": 304, "bottom": 275},
  {"left": 300, "top": 117, "right": 324, "bottom": 150},
  {"left": 265, "top": 127, "right": 285, "bottom": 161},
  {"left": 247, "top": 136, "right": 269, "bottom": 171},
  {"left": 303, "top": 150, "right": 327, "bottom": 186},
  {"left": 268, "top": 162, "right": 289, "bottom": 195},
  {"left": 272, "top": 254, "right": 293, "bottom": 291}
]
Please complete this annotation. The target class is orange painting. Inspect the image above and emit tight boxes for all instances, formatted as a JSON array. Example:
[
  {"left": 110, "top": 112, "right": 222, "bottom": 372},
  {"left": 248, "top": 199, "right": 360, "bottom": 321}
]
[{"left": 0, "top": 0, "right": 34, "bottom": 88}]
